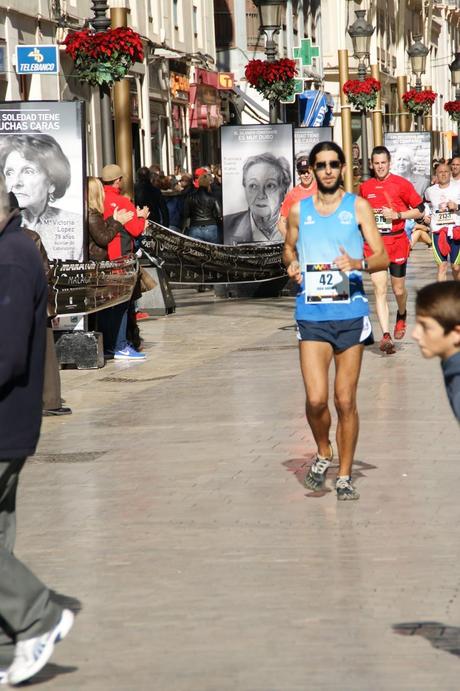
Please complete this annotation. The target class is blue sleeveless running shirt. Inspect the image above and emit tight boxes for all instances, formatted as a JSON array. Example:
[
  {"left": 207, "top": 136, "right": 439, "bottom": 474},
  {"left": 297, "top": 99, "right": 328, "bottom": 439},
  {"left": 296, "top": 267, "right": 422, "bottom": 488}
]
[{"left": 295, "top": 193, "right": 369, "bottom": 322}]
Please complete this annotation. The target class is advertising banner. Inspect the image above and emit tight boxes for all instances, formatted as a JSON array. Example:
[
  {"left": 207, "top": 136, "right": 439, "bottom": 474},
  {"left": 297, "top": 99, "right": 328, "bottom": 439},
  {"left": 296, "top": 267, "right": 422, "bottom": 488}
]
[
  {"left": 383, "top": 131, "right": 432, "bottom": 198},
  {"left": 140, "top": 223, "right": 285, "bottom": 284},
  {"left": 298, "top": 91, "right": 333, "bottom": 127},
  {"left": 0, "top": 100, "right": 86, "bottom": 261},
  {"left": 221, "top": 123, "right": 294, "bottom": 245},
  {"left": 294, "top": 127, "right": 332, "bottom": 183},
  {"left": 49, "top": 255, "right": 138, "bottom": 316}
]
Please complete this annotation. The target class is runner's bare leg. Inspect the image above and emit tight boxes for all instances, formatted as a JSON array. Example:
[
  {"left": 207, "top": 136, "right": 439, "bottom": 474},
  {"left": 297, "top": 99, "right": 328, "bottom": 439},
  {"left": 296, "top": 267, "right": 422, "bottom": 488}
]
[
  {"left": 390, "top": 275, "right": 407, "bottom": 315},
  {"left": 370, "top": 270, "right": 389, "bottom": 335},
  {"left": 333, "top": 344, "right": 364, "bottom": 477},
  {"left": 299, "top": 341, "right": 334, "bottom": 458},
  {"left": 437, "top": 261, "right": 448, "bottom": 282}
]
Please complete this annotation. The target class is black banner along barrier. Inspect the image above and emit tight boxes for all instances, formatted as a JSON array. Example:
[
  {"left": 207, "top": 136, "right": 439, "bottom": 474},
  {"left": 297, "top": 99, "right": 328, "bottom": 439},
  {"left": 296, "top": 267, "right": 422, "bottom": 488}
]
[
  {"left": 49, "top": 255, "right": 138, "bottom": 316},
  {"left": 47, "top": 223, "right": 287, "bottom": 316},
  {"left": 140, "top": 223, "right": 286, "bottom": 284}
]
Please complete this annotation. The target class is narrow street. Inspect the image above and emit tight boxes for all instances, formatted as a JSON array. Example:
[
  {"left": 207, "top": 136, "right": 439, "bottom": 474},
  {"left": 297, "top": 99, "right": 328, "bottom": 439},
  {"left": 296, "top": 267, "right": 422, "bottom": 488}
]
[{"left": 18, "top": 247, "right": 460, "bottom": 690}]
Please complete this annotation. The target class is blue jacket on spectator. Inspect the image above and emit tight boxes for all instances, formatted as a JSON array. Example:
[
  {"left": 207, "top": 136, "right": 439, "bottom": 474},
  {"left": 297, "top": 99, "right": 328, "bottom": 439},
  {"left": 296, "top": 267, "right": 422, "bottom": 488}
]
[{"left": 442, "top": 351, "right": 460, "bottom": 421}]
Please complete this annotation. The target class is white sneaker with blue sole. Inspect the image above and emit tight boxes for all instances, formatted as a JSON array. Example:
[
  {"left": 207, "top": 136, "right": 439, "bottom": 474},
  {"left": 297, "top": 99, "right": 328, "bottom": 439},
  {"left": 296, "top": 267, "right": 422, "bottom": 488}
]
[{"left": 7, "top": 609, "right": 74, "bottom": 686}]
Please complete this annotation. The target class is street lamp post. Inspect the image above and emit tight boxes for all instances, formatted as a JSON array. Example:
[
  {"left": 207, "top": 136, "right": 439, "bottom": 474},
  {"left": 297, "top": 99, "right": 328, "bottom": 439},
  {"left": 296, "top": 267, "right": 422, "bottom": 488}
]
[
  {"left": 449, "top": 51, "right": 460, "bottom": 101},
  {"left": 90, "top": 0, "right": 115, "bottom": 165},
  {"left": 348, "top": 9, "right": 374, "bottom": 182},
  {"left": 253, "top": 0, "right": 283, "bottom": 124},
  {"left": 408, "top": 35, "right": 429, "bottom": 132}
]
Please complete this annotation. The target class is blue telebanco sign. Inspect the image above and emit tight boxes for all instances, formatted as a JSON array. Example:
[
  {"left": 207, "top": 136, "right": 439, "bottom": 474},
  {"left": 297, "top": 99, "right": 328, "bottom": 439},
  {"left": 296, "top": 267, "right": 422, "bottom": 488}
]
[{"left": 15, "top": 45, "right": 59, "bottom": 75}]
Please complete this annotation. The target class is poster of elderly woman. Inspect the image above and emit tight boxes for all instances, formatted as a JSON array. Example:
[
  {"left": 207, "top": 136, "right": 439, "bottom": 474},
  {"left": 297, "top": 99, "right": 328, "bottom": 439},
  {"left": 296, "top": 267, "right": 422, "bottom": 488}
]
[
  {"left": 383, "top": 131, "right": 431, "bottom": 198},
  {"left": 0, "top": 101, "right": 85, "bottom": 261},
  {"left": 221, "top": 124, "right": 293, "bottom": 244}
]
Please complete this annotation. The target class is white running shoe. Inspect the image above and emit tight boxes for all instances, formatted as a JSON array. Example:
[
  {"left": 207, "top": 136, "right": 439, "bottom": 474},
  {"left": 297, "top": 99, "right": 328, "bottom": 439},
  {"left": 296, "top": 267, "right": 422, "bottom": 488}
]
[
  {"left": 0, "top": 669, "right": 8, "bottom": 685},
  {"left": 7, "top": 609, "right": 74, "bottom": 686}
]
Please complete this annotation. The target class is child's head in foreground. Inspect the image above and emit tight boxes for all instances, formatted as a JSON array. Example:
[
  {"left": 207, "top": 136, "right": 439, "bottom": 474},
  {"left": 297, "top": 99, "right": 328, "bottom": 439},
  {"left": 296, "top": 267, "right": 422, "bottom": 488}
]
[{"left": 413, "top": 281, "right": 460, "bottom": 360}]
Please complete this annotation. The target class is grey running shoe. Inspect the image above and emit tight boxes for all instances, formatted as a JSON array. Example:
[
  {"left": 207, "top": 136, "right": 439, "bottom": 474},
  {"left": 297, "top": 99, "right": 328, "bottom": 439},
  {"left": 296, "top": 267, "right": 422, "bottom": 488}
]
[
  {"left": 336, "top": 477, "right": 360, "bottom": 501},
  {"left": 304, "top": 443, "right": 333, "bottom": 491}
]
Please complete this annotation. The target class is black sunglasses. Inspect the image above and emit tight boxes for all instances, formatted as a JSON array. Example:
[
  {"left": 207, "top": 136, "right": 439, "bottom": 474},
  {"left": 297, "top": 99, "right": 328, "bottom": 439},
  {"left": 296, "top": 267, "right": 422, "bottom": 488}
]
[
  {"left": 314, "top": 160, "right": 342, "bottom": 171},
  {"left": 297, "top": 167, "right": 310, "bottom": 174}
]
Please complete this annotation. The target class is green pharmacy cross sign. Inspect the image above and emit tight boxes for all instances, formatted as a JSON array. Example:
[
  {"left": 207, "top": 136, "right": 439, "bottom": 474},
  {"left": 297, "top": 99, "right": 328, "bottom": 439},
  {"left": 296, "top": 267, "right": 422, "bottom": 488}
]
[
  {"left": 280, "top": 38, "right": 320, "bottom": 104},
  {"left": 280, "top": 78, "right": 304, "bottom": 104},
  {"left": 293, "top": 38, "right": 320, "bottom": 67}
]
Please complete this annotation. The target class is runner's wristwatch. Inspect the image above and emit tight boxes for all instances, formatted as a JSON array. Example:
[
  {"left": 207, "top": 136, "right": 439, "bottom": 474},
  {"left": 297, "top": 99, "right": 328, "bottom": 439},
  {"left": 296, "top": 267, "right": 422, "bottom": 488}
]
[{"left": 361, "top": 259, "right": 369, "bottom": 272}]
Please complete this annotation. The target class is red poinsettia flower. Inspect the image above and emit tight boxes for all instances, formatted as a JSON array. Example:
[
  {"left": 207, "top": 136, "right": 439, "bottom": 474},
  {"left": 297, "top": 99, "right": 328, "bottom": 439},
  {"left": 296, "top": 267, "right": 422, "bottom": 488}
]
[
  {"left": 62, "top": 27, "right": 144, "bottom": 87},
  {"left": 402, "top": 89, "right": 437, "bottom": 115},
  {"left": 342, "top": 77, "right": 381, "bottom": 110},
  {"left": 444, "top": 100, "right": 460, "bottom": 122},
  {"left": 244, "top": 58, "right": 298, "bottom": 101}
]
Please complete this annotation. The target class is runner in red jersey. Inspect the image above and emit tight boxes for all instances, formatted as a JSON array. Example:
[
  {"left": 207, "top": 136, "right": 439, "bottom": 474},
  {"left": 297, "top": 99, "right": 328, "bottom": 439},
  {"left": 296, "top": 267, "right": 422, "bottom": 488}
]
[{"left": 360, "top": 146, "right": 425, "bottom": 354}]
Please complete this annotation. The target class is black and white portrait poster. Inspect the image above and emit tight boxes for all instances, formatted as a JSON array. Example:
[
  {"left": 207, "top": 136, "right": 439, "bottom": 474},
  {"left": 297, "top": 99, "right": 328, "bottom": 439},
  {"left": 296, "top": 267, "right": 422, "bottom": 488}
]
[
  {"left": 0, "top": 101, "right": 86, "bottom": 261},
  {"left": 383, "top": 131, "right": 432, "bottom": 198},
  {"left": 294, "top": 127, "right": 332, "bottom": 184},
  {"left": 221, "top": 124, "right": 293, "bottom": 245}
]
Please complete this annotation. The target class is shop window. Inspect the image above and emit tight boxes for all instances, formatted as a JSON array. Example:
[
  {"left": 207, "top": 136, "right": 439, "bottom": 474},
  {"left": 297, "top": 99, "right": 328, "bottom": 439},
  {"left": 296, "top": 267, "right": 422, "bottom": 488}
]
[
  {"left": 193, "top": 5, "right": 198, "bottom": 38},
  {"left": 19, "top": 75, "right": 31, "bottom": 101},
  {"left": 173, "top": 0, "right": 184, "bottom": 41},
  {"left": 215, "top": 0, "right": 234, "bottom": 48},
  {"left": 173, "top": 0, "right": 179, "bottom": 29},
  {"left": 172, "top": 103, "right": 187, "bottom": 170},
  {"left": 246, "top": 0, "right": 262, "bottom": 52}
]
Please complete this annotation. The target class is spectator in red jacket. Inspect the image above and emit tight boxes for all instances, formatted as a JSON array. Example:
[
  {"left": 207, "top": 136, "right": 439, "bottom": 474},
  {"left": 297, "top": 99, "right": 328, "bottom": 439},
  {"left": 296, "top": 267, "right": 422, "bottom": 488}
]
[
  {"left": 101, "top": 164, "right": 149, "bottom": 260},
  {"left": 99, "top": 164, "right": 149, "bottom": 360}
]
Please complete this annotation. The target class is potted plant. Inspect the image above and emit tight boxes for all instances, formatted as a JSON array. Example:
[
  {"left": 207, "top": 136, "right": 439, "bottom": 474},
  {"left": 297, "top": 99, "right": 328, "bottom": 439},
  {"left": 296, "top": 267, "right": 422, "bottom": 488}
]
[
  {"left": 342, "top": 77, "right": 381, "bottom": 110},
  {"left": 444, "top": 100, "right": 460, "bottom": 123},
  {"left": 402, "top": 89, "right": 437, "bottom": 116},
  {"left": 63, "top": 27, "right": 144, "bottom": 87},
  {"left": 244, "top": 58, "right": 297, "bottom": 102}
]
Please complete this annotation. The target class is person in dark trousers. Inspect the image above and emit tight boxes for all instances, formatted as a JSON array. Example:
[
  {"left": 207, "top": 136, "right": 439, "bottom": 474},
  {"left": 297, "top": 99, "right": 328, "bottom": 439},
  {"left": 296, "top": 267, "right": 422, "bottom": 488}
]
[
  {"left": 183, "top": 173, "right": 222, "bottom": 243},
  {"left": 0, "top": 183, "right": 73, "bottom": 685},
  {"left": 101, "top": 164, "right": 149, "bottom": 360},
  {"left": 210, "top": 167, "right": 223, "bottom": 242},
  {"left": 134, "top": 166, "right": 169, "bottom": 227},
  {"left": 210, "top": 166, "right": 223, "bottom": 207},
  {"left": 413, "top": 281, "right": 460, "bottom": 421},
  {"left": 8, "top": 191, "right": 71, "bottom": 416}
]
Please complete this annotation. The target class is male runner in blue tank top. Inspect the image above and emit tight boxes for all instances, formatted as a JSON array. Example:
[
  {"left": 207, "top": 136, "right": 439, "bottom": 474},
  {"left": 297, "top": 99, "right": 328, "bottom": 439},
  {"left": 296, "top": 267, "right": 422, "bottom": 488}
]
[{"left": 283, "top": 142, "right": 389, "bottom": 500}]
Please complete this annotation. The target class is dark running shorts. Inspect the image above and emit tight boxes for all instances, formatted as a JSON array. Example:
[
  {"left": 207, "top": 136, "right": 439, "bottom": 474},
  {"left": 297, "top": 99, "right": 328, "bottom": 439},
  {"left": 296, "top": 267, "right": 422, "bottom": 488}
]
[
  {"left": 432, "top": 233, "right": 460, "bottom": 265},
  {"left": 296, "top": 316, "right": 374, "bottom": 352},
  {"left": 389, "top": 261, "right": 407, "bottom": 278}
]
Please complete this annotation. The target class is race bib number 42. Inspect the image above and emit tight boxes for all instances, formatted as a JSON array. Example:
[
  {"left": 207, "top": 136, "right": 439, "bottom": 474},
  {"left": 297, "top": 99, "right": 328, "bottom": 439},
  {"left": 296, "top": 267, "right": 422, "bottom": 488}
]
[{"left": 305, "top": 263, "right": 350, "bottom": 303}]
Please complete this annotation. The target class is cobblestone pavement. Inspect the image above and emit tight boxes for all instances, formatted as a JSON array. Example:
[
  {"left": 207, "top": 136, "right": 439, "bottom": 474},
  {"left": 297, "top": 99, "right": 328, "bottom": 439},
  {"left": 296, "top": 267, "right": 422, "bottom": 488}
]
[{"left": 14, "top": 247, "right": 459, "bottom": 690}]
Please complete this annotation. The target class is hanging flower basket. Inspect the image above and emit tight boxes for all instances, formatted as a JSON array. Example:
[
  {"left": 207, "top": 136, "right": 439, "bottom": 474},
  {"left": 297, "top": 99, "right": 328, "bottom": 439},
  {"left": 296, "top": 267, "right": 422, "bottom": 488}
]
[
  {"left": 63, "top": 27, "right": 144, "bottom": 87},
  {"left": 444, "top": 100, "right": 460, "bottom": 123},
  {"left": 402, "top": 89, "right": 437, "bottom": 116},
  {"left": 342, "top": 77, "right": 381, "bottom": 110},
  {"left": 244, "top": 58, "right": 297, "bottom": 101}
]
